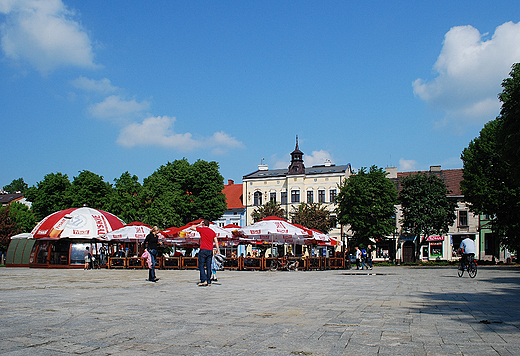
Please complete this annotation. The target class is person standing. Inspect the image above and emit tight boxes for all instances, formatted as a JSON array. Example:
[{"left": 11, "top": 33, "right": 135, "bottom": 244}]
[
  {"left": 190, "top": 220, "right": 219, "bottom": 286},
  {"left": 366, "top": 244, "right": 374, "bottom": 270},
  {"left": 355, "top": 246, "right": 362, "bottom": 270},
  {"left": 84, "top": 246, "right": 91, "bottom": 270},
  {"left": 143, "top": 226, "right": 161, "bottom": 282}
]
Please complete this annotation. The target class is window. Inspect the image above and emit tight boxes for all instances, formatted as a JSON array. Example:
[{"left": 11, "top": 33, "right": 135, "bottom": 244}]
[
  {"left": 291, "top": 190, "right": 300, "bottom": 203},
  {"left": 270, "top": 192, "right": 276, "bottom": 203},
  {"left": 281, "top": 191, "right": 287, "bottom": 204},
  {"left": 329, "top": 214, "right": 337, "bottom": 229},
  {"left": 254, "top": 191, "right": 262, "bottom": 206},
  {"left": 307, "top": 190, "right": 314, "bottom": 203},
  {"left": 318, "top": 190, "right": 325, "bottom": 203},
  {"left": 458, "top": 211, "right": 468, "bottom": 227},
  {"left": 329, "top": 189, "right": 337, "bottom": 203}
]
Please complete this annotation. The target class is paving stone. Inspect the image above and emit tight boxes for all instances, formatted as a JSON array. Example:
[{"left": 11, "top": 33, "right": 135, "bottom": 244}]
[{"left": 1, "top": 266, "right": 519, "bottom": 355}]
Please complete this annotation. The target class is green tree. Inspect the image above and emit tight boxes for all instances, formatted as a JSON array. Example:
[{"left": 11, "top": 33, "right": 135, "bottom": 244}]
[
  {"left": 107, "top": 172, "right": 143, "bottom": 224},
  {"left": 251, "top": 200, "right": 287, "bottom": 222},
  {"left": 461, "top": 64, "right": 520, "bottom": 251},
  {"left": 68, "top": 170, "right": 113, "bottom": 210},
  {"left": 142, "top": 158, "right": 227, "bottom": 228},
  {"left": 290, "top": 202, "right": 334, "bottom": 233},
  {"left": 399, "top": 172, "right": 456, "bottom": 258},
  {"left": 3, "top": 178, "right": 28, "bottom": 194},
  {"left": 0, "top": 202, "right": 37, "bottom": 251},
  {"left": 336, "top": 165, "right": 398, "bottom": 247},
  {"left": 24, "top": 172, "right": 72, "bottom": 221}
]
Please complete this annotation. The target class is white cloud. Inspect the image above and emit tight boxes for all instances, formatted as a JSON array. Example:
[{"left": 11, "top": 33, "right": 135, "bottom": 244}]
[
  {"left": 0, "top": 0, "right": 97, "bottom": 74},
  {"left": 71, "top": 76, "right": 118, "bottom": 94},
  {"left": 88, "top": 95, "right": 150, "bottom": 122},
  {"left": 399, "top": 158, "right": 417, "bottom": 171},
  {"left": 305, "top": 150, "right": 334, "bottom": 167},
  {"left": 117, "top": 115, "right": 244, "bottom": 154},
  {"left": 413, "top": 21, "right": 520, "bottom": 127}
]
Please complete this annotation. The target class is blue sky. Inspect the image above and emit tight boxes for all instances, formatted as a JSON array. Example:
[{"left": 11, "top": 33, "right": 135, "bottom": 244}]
[{"left": 2, "top": 0, "right": 520, "bottom": 188}]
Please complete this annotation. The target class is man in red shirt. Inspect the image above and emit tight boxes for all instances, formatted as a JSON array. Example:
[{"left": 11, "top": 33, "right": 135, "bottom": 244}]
[{"left": 190, "top": 219, "right": 219, "bottom": 286}]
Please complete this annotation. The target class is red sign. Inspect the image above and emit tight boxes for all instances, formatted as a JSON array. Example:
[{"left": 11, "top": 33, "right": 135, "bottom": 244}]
[{"left": 426, "top": 236, "right": 444, "bottom": 241}]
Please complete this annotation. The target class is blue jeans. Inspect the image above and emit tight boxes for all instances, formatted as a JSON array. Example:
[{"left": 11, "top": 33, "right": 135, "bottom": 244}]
[
  {"left": 198, "top": 249, "right": 213, "bottom": 284},
  {"left": 148, "top": 249, "right": 157, "bottom": 281}
]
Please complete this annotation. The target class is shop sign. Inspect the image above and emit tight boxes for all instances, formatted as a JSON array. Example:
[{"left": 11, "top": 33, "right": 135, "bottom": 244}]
[{"left": 426, "top": 235, "right": 444, "bottom": 241}]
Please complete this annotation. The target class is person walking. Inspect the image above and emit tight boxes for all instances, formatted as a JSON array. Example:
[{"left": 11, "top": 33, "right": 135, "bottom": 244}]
[
  {"left": 190, "top": 220, "right": 219, "bottom": 286},
  {"left": 360, "top": 247, "right": 369, "bottom": 270},
  {"left": 355, "top": 246, "right": 362, "bottom": 270},
  {"left": 143, "top": 226, "right": 161, "bottom": 282},
  {"left": 366, "top": 244, "right": 374, "bottom": 270}
]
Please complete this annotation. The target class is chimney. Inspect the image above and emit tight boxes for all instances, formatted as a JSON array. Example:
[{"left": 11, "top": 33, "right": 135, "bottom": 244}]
[
  {"left": 324, "top": 159, "right": 331, "bottom": 167},
  {"left": 227, "top": 179, "right": 234, "bottom": 185},
  {"left": 385, "top": 167, "right": 397, "bottom": 179},
  {"left": 258, "top": 157, "right": 268, "bottom": 171}
]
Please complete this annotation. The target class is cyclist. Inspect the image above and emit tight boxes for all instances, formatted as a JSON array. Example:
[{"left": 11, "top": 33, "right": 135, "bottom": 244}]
[{"left": 458, "top": 236, "right": 476, "bottom": 271}]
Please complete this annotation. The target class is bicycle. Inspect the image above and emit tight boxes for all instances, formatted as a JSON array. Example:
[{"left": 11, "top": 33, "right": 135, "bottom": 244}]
[
  {"left": 269, "top": 258, "right": 298, "bottom": 271},
  {"left": 458, "top": 254, "right": 477, "bottom": 278}
]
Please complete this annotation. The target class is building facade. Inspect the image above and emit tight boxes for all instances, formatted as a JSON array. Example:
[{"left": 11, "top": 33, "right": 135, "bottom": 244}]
[{"left": 242, "top": 139, "right": 352, "bottom": 242}]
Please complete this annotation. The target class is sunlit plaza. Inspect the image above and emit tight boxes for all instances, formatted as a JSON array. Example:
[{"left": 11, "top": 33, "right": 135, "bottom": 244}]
[{"left": 1, "top": 266, "right": 519, "bottom": 355}]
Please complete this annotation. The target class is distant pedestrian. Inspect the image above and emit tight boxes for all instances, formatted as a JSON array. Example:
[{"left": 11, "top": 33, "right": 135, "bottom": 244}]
[
  {"left": 360, "top": 247, "right": 369, "bottom": 270},
  {"left": 355, "top": 247, "right": 361, "bottom": 270},
  {"left": 143, "top": 226, "right": 161, "bottom": 282},
  {"left": 366, "top": 245, "right": 374, "bottom": 270},
  {"left": 84, "top": 246, "right": 91, "bottom": 270},
  {"left": 190, "top": 220, "right": 219, "bottom": 286}
]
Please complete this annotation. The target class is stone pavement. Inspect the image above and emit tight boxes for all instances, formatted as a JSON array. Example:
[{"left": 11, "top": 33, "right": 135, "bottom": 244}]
[{"left": 1, "top": 266, "right": 519, "bottom": 356}]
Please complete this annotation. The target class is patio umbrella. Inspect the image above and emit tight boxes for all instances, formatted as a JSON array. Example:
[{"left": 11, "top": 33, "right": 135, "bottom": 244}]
[
  {"left": 238, "top": 216, "right": 312, "bottom": 245},
  {"left": 103, "top": 222, "right": 165, "bottom": 242},
  {"left": 163, "top": 220, "right": 236, "bottom": 246},
  {"left": 31, "top": 207, "right": 125, "bottom": 239}
]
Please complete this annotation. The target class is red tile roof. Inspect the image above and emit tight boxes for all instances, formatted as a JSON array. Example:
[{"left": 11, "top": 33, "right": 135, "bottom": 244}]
[
  {"left": 223, "top": 183, "right": 244, "bottom": 209},
  {"left": 395, "top": 169, "right": 463, "bottom": 196}
]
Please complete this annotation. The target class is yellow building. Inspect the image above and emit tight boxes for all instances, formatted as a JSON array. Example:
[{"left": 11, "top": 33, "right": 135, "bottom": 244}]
[{"left": 242, "top": 139, "right": 353, "bottom": 243}]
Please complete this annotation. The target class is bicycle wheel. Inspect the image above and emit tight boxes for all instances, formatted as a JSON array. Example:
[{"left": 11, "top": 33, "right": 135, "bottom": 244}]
[
  {"left": 468, "top": 262, "right": 477, "bottom": 278},
  {"left": 457, "top": 263, "right": 464, "bottom": 277},
  {"left": 269, "top": 260, "right": 278, "bottom": 271}
]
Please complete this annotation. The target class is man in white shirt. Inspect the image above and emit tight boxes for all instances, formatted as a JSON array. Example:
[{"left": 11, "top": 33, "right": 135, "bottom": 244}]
[{"left": 458, "top": 236, "right": 476, "bottom": 270}]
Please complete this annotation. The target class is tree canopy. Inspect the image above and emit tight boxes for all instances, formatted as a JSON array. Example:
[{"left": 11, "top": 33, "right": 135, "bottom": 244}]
[
  {"left": 107, "top": 172, "right": 143, "bottom": 224},
  {"left": 399, "top": 172, "right": 456, "bottom": 256},
  {"left": 2, "top": 178, "right": 28, "bottom": 194},
  {"left": 24, "top": 172, "right": 72, "bottom": 221},
  {"left": 251, "top": 200, "right": 287, "bottom": 222},
  {"left": 0, "top": 202, "right": 36, "bottom": 251},
  {"left": 461, "top": 63, "right": 520, "bottom": 251},
  {"left": 290, "top": 202, "right": 334, "bottom": 234},
  {"left": 142, "top": 158, "right": 227, "bottom": 228},
  {"left": 336, "top": 165, "right": 398, "bottom": 247}
]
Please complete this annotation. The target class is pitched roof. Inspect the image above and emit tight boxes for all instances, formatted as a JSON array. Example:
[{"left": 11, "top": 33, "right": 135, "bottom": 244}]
[
  {"left": 394, "top": 169, "right": 463, "bottom": 196},
  {"left": 0, "top": 193, "right": 24, "bottom": 205},
  {"left": 223, "top": 183, "right": 244, "bottom": 210},
  {"left": 243, "top": 164, "right": 351, "bottom": 179}
]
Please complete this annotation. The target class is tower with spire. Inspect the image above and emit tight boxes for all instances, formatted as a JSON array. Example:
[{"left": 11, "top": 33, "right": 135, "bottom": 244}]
[{"left": 288, "top": 135, "right": 305, "bottom": 175}]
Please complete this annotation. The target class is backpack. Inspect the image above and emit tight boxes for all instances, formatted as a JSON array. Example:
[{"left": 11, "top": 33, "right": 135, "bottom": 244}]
[{"left": 361, "top": 249, "right": 367, "bottom": 257}]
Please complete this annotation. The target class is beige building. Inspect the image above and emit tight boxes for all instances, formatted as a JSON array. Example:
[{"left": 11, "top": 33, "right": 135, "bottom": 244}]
[{"left": 242, "top": 139, "right": 353, "bottom": 243}]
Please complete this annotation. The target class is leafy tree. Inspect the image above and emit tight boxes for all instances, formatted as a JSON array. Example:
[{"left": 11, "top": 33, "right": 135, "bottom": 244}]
[
  {"left": 24, "top": 172, "right": 72, "bottom": 221},
  {"left": 461, "top": 63, "right": 520, "bottom": 251},
  {"left": 0, "top": 202, "right": 37, "bottom": 251},
  {"left": 142, "top": 158, "right": 227, "bottom": 228},
  {"left": 107, "top": 172, "right": 143, "bottom": 224},
  {"left": 498, "top": 63, "right": 520, "bottom": 182},
  {"left": 3, "top": 178, "right": 28, "bottom": 194},
  {"left": 336, "top": 165, "right": 398, "bottom": 247},
  {"left": 251, "top": 200, "right": 287, "bottom": 222},
  {"left": 398, "top": 172, "right": 456, "bottom": 258},
  {"left": 290, "top": 202, "right": 334, "bottom": 233},
  {"left": 68, "top": 170, "right": 113, "bottom": 210}
]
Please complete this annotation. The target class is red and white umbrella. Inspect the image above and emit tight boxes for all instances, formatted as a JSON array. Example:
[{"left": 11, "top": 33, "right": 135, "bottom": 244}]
[
  {"left": 103, "top": 222, "right": 164, "bottom": 242},
  {"left": 238, "top": 216, "right": 312, "bottom": 245},
  {"left": 163, "top": 219, "right": 237, "bottom": 246},
  {"left": 31, "top": 207, "right": 125, "bottom": 239}
]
